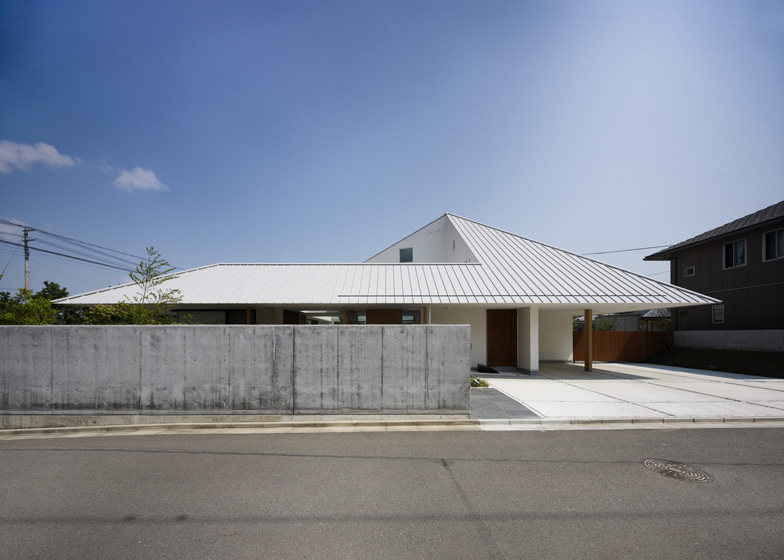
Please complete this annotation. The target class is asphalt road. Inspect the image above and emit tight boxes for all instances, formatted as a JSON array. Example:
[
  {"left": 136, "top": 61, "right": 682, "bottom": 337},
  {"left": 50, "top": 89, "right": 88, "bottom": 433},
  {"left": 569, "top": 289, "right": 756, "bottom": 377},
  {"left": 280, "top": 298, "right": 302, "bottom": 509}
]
[{"left": 1, "top": 428, "right": 783, "bottom": 559}]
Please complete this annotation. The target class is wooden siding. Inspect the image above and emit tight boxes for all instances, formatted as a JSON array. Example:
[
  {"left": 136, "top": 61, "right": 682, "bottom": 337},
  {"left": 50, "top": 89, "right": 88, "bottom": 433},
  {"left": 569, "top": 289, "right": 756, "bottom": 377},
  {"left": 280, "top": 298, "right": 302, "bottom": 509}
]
[
  {"left": 573, "top": 331, "right": 673, "bottom": 362},
  {"left": 671, "top": 222, "right": 784, "bottom": 330}
]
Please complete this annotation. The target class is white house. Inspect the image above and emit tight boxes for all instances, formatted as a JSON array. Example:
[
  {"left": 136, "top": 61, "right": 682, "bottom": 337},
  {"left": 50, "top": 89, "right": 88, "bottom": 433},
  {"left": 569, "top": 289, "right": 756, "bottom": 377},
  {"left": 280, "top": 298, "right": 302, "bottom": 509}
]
[{"left": 57, "top": 213, "right": 718, "bottom": 372}]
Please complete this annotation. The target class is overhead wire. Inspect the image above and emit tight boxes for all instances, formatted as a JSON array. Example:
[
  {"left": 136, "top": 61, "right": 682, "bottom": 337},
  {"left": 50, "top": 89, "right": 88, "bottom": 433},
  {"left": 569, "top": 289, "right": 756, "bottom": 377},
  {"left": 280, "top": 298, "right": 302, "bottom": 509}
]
[
  {"left": 0, "top": 239, "right": 135, "bottom": 272},
  {"left": 1, "top": 246, "right": 18, "bottom": 275},
  {"left": 581, "top": 244, "right": 672, "bottom": 256},
  {"left": 0, "top": 218, "right": 184, "bottom": 270}
]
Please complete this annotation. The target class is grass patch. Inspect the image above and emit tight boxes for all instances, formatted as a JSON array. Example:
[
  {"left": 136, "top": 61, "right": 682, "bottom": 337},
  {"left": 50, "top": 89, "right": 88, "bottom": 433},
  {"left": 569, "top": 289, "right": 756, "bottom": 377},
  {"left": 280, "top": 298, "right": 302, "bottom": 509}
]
[
  {"left": 645, "top": 347, "right": 784, "bottom": 379},
  {"left": 471, "top": 376, "right": 490, "bottom": 387}
]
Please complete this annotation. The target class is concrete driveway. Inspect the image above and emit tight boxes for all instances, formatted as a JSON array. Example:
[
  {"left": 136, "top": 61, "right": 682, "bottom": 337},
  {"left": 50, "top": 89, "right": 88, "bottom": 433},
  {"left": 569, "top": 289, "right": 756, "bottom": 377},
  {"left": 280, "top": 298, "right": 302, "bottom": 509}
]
[{"left": 486, "top": 362, "right": 784, "bottom": 421}]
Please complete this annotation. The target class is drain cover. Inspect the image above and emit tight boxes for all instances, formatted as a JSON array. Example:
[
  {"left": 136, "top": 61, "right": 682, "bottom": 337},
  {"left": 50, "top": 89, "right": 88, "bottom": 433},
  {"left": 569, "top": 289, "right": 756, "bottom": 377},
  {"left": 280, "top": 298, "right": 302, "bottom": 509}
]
[{"left": 642, "top": 458, "right": 714, "bottom": 483}]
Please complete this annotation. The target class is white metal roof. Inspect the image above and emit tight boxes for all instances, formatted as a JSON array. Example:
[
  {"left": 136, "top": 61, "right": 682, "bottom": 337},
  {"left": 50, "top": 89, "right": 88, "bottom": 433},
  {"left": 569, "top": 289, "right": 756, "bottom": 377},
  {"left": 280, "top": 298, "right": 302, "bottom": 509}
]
[{"left": 57, "top": 213, "right": 719, "bottom": 308}]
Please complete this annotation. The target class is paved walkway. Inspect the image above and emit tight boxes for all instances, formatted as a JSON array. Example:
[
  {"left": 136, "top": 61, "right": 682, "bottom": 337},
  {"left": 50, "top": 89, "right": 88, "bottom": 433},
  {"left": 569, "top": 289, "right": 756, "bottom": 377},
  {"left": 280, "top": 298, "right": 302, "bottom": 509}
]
[
  {"left": 485, "top": 362, "right": 784, "bottom": 420},
  {"left": 469, "top": 388, "right": 539, "bottom": 419}
]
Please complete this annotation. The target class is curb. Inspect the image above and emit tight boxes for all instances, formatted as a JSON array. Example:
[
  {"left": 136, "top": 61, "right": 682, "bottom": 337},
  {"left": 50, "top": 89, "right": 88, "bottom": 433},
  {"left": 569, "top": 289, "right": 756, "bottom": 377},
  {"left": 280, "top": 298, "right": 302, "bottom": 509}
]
[
  {"left": 0, "top": 418, "right": 480, "bottom": 437},
  {"left": 2, "top": 416, "right": 784, "bottom": 437},
  {"left": 478, "top": 416, "right": 784, "bottom": 427}
]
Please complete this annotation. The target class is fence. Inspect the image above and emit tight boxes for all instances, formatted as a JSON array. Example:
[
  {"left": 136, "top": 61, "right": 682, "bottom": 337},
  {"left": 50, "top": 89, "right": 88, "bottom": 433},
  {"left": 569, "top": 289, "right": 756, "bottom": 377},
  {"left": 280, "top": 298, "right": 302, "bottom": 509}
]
[
  {"left": 573, "top": 331, "right": 673, "bottom": 362},
  {"left": 0, "top": 325, "right": 469, "bottom": 415}
]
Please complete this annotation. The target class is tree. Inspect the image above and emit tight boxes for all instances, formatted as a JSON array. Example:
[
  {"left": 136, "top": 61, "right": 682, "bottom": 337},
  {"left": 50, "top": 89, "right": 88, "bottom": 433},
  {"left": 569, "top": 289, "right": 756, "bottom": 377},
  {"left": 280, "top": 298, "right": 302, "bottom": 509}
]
[
  {"left": 594, "top": 315, "right": 618, "bottom": 331},
  {"left": 0, "top": 288, "right": 57, "bottom": 325},
  {"left": 84, "top": 246, "right": 181, "bottom": 325},
  {"left": 34, "top": 281, "right": 69, "bottom": 301}
]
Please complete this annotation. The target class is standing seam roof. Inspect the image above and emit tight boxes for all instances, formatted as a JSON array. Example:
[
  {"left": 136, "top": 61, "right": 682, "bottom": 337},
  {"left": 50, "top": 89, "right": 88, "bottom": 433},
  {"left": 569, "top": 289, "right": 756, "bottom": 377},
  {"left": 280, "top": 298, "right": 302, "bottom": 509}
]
[{"left": 56, "top": 214, "right": 719, "bottom": 307}]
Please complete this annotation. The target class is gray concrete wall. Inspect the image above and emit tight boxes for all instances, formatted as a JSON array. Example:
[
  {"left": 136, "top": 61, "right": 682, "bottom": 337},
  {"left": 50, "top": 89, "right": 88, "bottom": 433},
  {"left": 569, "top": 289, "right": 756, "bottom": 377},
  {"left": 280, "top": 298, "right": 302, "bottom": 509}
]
[
  {"left": 675, "top": 329, "right": 784, "bottom": 352},
  {"left": 0, "top": 325, "right": 469, "bottom": 415}
]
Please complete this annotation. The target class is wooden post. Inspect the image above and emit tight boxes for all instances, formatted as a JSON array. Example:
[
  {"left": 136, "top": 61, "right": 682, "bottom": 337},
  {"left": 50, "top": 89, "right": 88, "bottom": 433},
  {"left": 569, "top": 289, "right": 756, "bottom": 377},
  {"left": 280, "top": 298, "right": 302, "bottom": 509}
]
[
  {"left": 584, "top": 308, "right": 593, "bottom": 371},
  {"left": 341, "top": 307, "right": 347, "bottom": 325},
  {"left": 246, "top": 307, "right": 252, "bottom": 325},
  {"left": 269, "top": 308, "right": 275, "bottom": 325},
  {"left": 423, "top": 306, "right": 429, "bottom": 325}
]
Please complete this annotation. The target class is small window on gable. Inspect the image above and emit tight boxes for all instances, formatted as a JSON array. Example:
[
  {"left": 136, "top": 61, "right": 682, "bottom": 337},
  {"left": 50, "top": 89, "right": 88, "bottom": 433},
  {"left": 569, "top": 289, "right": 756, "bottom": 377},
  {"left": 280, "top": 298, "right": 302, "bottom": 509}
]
[
  {"left": 723, "top": 240, "right": 746, "bottom": 269},
  {"left": 684, "top": 266, "right": 695, "bottom": 278},
  {"left": 399, "top": 247, "right": 413, "bottom": 263},
  {"left": 712, "top": 304, "right": 724, "bottom": 325},
  {"left": 764, "top": 229, "right": 784, "bottom": 261},
  {"left": 452, "top": 239, "right": 455, "bottom": 252}
]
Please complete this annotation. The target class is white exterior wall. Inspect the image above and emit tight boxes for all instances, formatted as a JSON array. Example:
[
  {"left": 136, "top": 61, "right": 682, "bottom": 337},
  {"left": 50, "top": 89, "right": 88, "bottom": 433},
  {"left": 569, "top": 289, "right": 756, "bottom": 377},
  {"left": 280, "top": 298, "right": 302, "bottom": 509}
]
[
  {"left": 430, "top": 306, "right": 486, "bottom": 366},
  {"left": 367, "top": 215, "right": 449, "bottom": 263},
  {"left": 444, "top": 217, "right": 477, "bottom": 263},
  {"left": 517, "top": 307, "right": 539, "bottom": 372},
  {"left": 539, "top": 311, "right": 574, "bottom": 361},
  {"left": 366, "top": 215, "right": 477, "bottom": 264}
]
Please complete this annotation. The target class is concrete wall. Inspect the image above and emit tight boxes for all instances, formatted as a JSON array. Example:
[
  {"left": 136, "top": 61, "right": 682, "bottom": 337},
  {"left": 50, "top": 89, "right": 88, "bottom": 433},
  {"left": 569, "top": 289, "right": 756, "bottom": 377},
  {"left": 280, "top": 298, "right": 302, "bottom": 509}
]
[
  {"left": 674, "top": 329, "right": 784, "bottom": 352},
  {"left": 0, "top": 325, "right": 469, "bottom": 414},
  {"left": 539, "top": 311, "right": 574, "bottom": 361},
  {"left": 430, "top": 307, "right": 485, "bottom": 365}
]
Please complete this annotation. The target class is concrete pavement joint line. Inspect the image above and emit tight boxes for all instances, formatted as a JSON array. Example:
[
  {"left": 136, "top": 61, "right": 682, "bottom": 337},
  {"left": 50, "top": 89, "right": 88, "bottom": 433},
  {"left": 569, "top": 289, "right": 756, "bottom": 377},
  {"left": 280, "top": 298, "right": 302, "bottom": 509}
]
[
  {"left": 638, "top": 378, "right": 784, "bottom": 413},
  {"left": 540, "top": 376, "right": 678, "bottom": 418},
  {"left": 621, "top": 361, "right": 784, "bottom": 381},
  {"left": 614, "top": 363, "right": 784, "bottom": 394}
]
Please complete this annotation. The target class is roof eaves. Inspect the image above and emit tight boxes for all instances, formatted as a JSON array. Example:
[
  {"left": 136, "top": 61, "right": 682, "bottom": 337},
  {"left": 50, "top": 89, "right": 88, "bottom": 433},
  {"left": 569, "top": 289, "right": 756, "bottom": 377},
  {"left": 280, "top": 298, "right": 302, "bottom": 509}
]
[{"left": 644, "top": 201, "right": 784, "bottom": 260}]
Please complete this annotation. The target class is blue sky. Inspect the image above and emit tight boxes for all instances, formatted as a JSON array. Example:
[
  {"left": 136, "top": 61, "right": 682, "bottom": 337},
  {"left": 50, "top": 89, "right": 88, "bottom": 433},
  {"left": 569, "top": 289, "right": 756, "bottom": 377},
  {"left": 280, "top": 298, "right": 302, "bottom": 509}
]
[{"left": 1, "top": 0, "right": 783, "bottom": 295}]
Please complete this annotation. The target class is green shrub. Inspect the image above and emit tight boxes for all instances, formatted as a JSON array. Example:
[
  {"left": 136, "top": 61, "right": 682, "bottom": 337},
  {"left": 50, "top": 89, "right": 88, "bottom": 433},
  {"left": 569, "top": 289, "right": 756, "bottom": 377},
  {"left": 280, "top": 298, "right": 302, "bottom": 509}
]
[{"left": 471, "top": 376, "right": 489, "bottom": 388}]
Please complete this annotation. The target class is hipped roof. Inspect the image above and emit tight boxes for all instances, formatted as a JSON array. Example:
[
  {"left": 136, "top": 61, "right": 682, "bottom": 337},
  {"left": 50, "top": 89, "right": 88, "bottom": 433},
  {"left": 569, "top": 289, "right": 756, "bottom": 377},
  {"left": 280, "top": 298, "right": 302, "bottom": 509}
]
[{"left": 57, "top": 214, "right": 718, "bottom": 309}]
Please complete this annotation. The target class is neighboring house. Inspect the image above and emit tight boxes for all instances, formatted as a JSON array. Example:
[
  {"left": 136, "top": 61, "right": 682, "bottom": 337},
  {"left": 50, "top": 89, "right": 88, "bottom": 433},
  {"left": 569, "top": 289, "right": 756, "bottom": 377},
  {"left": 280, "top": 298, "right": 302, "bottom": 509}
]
[
  {"left": 645, "top": 200, "right": 784, "bottom": 351},
  {"left": 57, "top": 213, "right": 716, "bottom": 372}
]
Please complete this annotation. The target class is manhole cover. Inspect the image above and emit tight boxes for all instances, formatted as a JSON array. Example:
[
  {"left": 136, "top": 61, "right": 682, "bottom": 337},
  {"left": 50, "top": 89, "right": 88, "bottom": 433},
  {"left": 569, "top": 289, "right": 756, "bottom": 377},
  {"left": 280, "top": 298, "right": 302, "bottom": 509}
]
[{"left": 642, "top": 458, "right": 714, "bottom": 483}]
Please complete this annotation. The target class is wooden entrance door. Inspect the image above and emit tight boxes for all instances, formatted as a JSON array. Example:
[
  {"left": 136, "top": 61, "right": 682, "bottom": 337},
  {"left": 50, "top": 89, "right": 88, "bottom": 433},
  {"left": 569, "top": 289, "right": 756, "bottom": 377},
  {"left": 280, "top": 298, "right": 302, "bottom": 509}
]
[{"left": 487, "top": 310, "right": 517, "bottom": 366}]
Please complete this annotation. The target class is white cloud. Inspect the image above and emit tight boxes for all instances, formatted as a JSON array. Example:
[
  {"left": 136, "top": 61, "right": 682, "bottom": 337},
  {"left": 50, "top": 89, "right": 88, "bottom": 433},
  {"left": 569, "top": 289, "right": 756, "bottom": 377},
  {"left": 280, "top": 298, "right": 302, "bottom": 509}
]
[
  {"left": 113, "top": 167, "right": 169, "bottom": 192},
  {"left": 0, "top": 140, "right": 78, "bottom": 175}
]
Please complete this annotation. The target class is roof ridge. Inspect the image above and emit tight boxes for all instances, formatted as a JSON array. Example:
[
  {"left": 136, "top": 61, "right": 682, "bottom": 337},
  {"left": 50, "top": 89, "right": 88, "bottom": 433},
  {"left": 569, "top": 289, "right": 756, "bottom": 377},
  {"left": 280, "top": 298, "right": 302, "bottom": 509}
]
[{"left": 447, "top": 213, "right": 714, "bottom": 302}]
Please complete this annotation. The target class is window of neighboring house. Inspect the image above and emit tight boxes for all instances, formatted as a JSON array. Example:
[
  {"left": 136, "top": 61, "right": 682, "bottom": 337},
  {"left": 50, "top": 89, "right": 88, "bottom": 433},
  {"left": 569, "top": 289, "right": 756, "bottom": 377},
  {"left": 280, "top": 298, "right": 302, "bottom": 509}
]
[
  {"left": 684, "top": 266, "right": 695, "bottom": 278},
  {"left": 712, "top": 304, "right": 724, "bottom": 325},
  {"left": 399, "top": 247, "right": 413, "bottom": 263},
  {"left": 763, "top": 228, "right": 784, "bottom": 261},
  {"left": 723, "top": 239, "right": 746, "bottom": 269}
]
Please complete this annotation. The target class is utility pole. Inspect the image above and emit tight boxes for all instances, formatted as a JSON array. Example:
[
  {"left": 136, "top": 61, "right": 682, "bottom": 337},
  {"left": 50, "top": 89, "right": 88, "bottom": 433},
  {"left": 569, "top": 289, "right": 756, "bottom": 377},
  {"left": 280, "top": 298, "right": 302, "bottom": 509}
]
[{"left": 23, "top": 227, "right": 35, "bottom": 291}]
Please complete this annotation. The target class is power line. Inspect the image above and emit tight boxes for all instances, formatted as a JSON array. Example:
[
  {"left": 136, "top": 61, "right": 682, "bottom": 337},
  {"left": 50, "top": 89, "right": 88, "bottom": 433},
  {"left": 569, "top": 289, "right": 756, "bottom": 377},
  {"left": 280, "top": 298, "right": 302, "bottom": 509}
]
[
  {"left": 0, "top": 218, "right": 147, "bottom": 262},
  {"left": 0, "top": 218, "right": 184, "bottom": 270},
  {"left": 0, "top": 239, "right": 135, "bottom": 273},
  {"left": 34, "top": 237, "right": 139, "bottom": 269},
  {"left": 1, "top": 246, "right": 18, "bottom": 275},
  {"left": 581, "top": 244, "right": 672, "bottom": 256}
]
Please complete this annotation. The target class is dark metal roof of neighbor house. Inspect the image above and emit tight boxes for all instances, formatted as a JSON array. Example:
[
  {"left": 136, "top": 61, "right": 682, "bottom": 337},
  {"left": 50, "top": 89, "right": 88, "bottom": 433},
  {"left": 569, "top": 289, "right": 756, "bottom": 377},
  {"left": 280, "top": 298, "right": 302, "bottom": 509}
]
[{"left": 645, "top": 200, "right": 784, "bottom": 260}]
